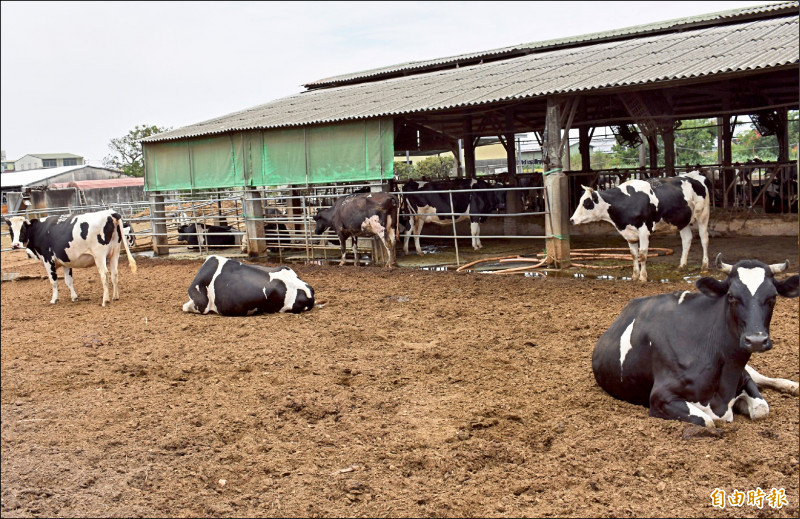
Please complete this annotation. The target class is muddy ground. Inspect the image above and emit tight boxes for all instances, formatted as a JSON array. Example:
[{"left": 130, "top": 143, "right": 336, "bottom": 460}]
[{"left": 1, "top": 234, "right": 799, "bottom": 518}]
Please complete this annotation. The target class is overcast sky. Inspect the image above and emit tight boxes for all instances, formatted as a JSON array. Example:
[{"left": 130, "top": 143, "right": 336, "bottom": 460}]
[{"left": 1, "top": 1, "right": 772, "bottom": 166}]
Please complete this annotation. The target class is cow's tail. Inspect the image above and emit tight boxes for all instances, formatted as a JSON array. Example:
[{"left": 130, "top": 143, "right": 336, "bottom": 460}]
[
  {"left": 395, "top": 193, "right": 402, "bottom": 241},
  {"left": 116, "top": 214, "right": 138, "bottom": 275}
]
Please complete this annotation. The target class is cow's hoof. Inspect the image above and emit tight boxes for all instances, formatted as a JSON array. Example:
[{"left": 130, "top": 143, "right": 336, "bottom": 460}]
[
  {"left": 677, "top": 264, "right": 687, "bottom": 270},
  {"left": 71, "top": 297, "right": 79, "bottom": 302}
]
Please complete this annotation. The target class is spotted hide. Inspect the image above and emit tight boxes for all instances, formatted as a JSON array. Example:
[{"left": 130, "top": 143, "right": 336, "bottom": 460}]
[
  {"left": 313, "top": 192, "right": 399, "bottom": 268},
  {"left": 182, "top": 255, "right": 314, "bottom": 316},
  {"left": 4, "top": 209, "right": 137, "bottom": 306},
  {"left": 592, "top": 256, "right": 799, "bottom": 426},
  {"left": 570, "top": 171, "right": 711, "bottom": 282}
]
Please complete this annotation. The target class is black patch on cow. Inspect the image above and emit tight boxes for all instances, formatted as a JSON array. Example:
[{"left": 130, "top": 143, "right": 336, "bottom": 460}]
[
  {"left": 96, "top": 216, "right": 116, "bottom": 245},
  {"left": 601, "top": 187, "right": 657, "bottom": 233},
  {"left": 49, "top": 261, "right": 58, "bottom": 281},
  {"left": 583, "top": 197, "right": 595, "bottom": 211},
  {"left": 80, "top": 222, "right": 89, "bottom": 240}
]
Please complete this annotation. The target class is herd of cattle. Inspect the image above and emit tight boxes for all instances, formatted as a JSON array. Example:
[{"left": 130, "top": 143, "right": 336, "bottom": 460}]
[{"left": 3, "top": 169, "right": 798, "bottom": 429}]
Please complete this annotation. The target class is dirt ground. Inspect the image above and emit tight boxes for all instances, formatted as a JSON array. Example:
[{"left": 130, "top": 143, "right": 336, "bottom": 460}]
[{"left": 1, "top": 234, "right": 798, "bottom": 518}]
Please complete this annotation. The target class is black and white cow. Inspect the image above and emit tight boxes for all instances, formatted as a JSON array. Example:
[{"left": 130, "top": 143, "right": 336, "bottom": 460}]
[
  {"left": 592, "top": 256, "right": 799, "bottom": 426},
  {"left": 182, "top": 255, "right": 314, "bottom": 316},
  {"left": 313, "top": 191, "right": 399, "bottom": 268},
  {"left": 177, "top": 222, "right": 238, "bottom": 250},
  {"left": 122, "top": 221, "right": 136, "bottom": 248},
  {"left": 4, "top": 209, "right": 138, "bottom": 306},
  {"left": 570, "top": 171, "right": 711, "bottom": 282},
  {"left": 401, "top": 178, "right": 506, "bottom": 254}
]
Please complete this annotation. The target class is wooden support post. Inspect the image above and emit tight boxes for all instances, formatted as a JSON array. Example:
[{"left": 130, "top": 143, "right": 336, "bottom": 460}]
[
  {"left": 149, "top": 193, "right": 169, "bottom": 256},
  {"left": 639, "top": 131, "right": 647, "bottom": 169},
  {"left": 663, "top": 122, "right": 675, "bottom": 176},
  {"left": 503, "top": 109, "right": 520, "bottom": 236},
  {"left": 464, "top": 115, "right": 476, "bottom": 180},
  {"left": 579, "top": 125, "right": 591, "bottom": 172},
  {"left": 777, "top": 107, "right": 789, "bottom": 163},
  {"left": 244, "top": 187, "right": 266, "bottom": 257},
  {"left": 721, "top": 115, "right": 732, "bottom": 209},
  {"left": 648, "top": 135, "right": 658, "bottom": 171},
  {"left": 543, "top": 97, "right": 571, "bottom": 268}
]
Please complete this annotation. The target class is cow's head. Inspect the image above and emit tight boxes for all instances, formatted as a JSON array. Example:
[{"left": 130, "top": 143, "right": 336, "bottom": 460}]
[
  {"left": 570, "top": 185, "right": 609, "bottom": 226},
  {"left": 312, "top": 207, "right": 334, "bottom": 235},
  {"left": 3, "top": 216, "right": 31, "bottom": 250},
  {"left": 489, "top": 183, "right": 507, "bottom": 212},
  {"left": 176, "top": 223, "right": 196, "bottom": 244},
  {"left": 696, "top": 255, "right": 799, "bottom": 353}
]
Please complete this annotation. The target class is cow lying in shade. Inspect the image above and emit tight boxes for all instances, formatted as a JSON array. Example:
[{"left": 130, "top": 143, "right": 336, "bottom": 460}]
[
  {"left": 5, "top": 210, "right": 137, "bottom": 306},
  {"left": 570, "top": 171, "right": 711, "bottom": 282},
  {"left": 592, "top": 256, "right": 799, "bottom": 426},
  {"left": 313, "top": 191, "right": 399, "bottom": 268},
  {"left": 182, "top": 255, "right": 314, "bottom": 316},
  {"left": 177, "top": 223, "right": 238, "bottom": 250}
]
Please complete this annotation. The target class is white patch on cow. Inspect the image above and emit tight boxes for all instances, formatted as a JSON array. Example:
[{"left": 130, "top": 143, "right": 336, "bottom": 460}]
[
  {"left": 733, "top": 390, "right": 769, "bottom": 420},
  {"left": 745, "top": 364, "right": 799, "bottom": 395},
  {"left": 685, "top": 402, "right": 716, "bottom": 427},
  {"left": 183, "top": 300, "right": 198, "bottom": 313},
  {"left": 687, "top": 399, "right": 735, "bottom": 425},
  {"left": 570, "top": 192, "right": 611, "bottom": 226},
  {"left": 677, "top": 291, "right": 690, "bottom": 304},
  {"left": 737, "top": 267, "right": 766, "bottom": 296},
  {"left": 361, "top": 214, "right": 385, "bottom": 237},
  {"left": 268, "top": 268, "right": 312, "bottom": 313},
  {"left": 205, "top": 255, "right": 229, "bottom": 314},
  {"left": 624, "top": 180, "right": 659, "bottom": 207},
  {"left": 619, "top": 319, "right": 635, "bottom": 379}
]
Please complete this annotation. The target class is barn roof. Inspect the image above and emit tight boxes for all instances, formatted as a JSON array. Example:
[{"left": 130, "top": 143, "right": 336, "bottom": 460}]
[
  {"left": 0, "top": 165, "right": 123, "bottom": 189},
  {"left": 143, "top": 2, "right": 799, "bottom": 144}
]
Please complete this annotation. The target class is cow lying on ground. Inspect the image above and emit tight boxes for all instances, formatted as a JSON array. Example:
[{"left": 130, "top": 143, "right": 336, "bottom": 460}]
[
  {"left": 182, "top": 255, "right": 314, "bottom": 316},
  {"left": 177, "top": 222, "right": 238, "bottom": 250},
  {"left": 592, "top": 256, "right": 799, "bottom": 426},
  {"left": 4, "top": 209, "right": 137, "bottom": 306},
  {"left": 313, "top": 191, "right": 398, "bottom": 268},
  {"left": 570, "top": 171, "right": 711, "bottom": 282},
  {"left": 401, "top": 178, "right": 506, "bottom": 254}
]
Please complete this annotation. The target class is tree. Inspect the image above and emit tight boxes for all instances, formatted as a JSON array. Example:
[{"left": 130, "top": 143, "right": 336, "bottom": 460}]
[
  {"left": 103, "top": 124, "right": 170, "bottom": 177},
  {"left": 415, "top": 156, "right": 454, "bottom": 180},
  {"left": 393, "top": 160, "right": 415, "bottom": 181}
]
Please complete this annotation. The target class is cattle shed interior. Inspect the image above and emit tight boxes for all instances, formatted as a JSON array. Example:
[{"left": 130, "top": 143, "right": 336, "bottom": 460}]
[{"left": 137, "top": 2, "right": 799, "bottom": 263}]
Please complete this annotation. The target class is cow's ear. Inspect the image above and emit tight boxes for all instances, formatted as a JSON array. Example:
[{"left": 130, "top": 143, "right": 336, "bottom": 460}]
[
  {"left": 581, "top": 185, "right": 593, "bottom": 193},
  {"left": 774, "top": 274, "right": 799, "bottom": 298},
  {"left": 696, "top": 276, "right": 729, "bottom": 297}
]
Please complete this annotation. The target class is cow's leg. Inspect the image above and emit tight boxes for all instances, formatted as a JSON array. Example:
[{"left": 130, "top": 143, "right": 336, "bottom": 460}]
[
  {"left": 627, "top": 241, "right": 641, "bottom": 281},
  {"left": 637, "top": 228, "right": 650, "bottom": 283},
  {"left": 470, "top": 221, "right": 481, "bottom": 250},
  {"left": 746, "top": 364, "right": 799, "bottom": 396},
  {"left": 43, "top": 259, "right": 60, "bottom": 304},
  {"left": 413, "top": 217, "right": 424, "bottom": 255},
  {"left": 697, "top": 214, "right": 710, "bottom": 272},
  {"left": 732, "top": 372, "right": 770, "bottom": 420},
  {"left": 351, "top": 238, "right": 360, "bottom": 266},
  {"left": 338, "top": 233, "right": 348, "bottom": 266},
  {"left": 94, "top": 255, "right": 111, "bottom": 306},
  {"left": 64, "top": 267, "right": 79, "bottom": 302},
  {"left": 402, "top": 216, "right": 413, "bottom": 255},
  {"left": 109, "top": 248, "right": 121, "bottom": 300},
  {"left": 385, "top": 214, "right": 397, "bottom": 268},
  {"left": 650, "top": 393, "right": 715, "bottom": 427},
  {"left": 677, "top": 226, "right": 693, "bottom": 269}
]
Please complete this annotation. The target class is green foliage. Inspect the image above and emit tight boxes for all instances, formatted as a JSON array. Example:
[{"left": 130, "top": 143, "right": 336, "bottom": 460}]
[
  {"left": 416, "top": 156, "right": 455, "bottom": 180},
  {"left": 674, "top": 119, "right": 717, "bottom": 165},
  {"left": 732, "top": 112, "right": 798, "bottom": 162},
  {"left": 393, "top": 161, "right": 415, "bottom": 181},
  {"left": 103, "top": 124, "right": 171, "bottom": 177}
]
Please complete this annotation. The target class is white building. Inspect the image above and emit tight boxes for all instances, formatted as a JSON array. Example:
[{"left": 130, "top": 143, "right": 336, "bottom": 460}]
[{"left": 12, "top": 153, "right": 84, "bottom": 171}]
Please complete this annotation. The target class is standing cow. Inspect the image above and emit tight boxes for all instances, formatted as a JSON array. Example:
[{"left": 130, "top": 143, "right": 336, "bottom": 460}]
[
  {"left": 570, "top": 170, "right": 711, "bottom": 282},
  {"left": 313, "top": 191, "right": 399, "bottom": 268},
  {"left": 4, "top": 209, "right": 137, "bottom": 306},
  {"left": 401, "top": 178, "right": 507, "bottom": 255},
  {"left": 183, "top": 255, "right": 314, "bottom": 316},
  {"left": 592, "top": 256, "right": 799, "bottom": 426}
]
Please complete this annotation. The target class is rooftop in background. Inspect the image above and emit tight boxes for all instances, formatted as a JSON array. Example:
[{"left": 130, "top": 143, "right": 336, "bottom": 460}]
[
  {"left": 48, "top": 178, "right": 144, "bottom": 190},
  {"left": 20, "top": 153, "right": 84, "bottom": 160},
  {"left": 0, "top": 165, "right": 124, "bottom": 189}
]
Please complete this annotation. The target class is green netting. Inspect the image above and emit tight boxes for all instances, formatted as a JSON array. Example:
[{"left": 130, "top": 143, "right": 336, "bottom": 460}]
[{"left": 144, "top": 118, "right": 394, "bottom": 191}]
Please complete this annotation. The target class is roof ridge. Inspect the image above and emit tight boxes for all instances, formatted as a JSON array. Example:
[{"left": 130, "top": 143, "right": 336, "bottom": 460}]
[{"left": 303, "top": 1, "right": 798, "bottom": 88}]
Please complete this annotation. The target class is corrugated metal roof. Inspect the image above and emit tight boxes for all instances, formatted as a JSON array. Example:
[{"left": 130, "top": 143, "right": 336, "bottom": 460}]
[
  {"left": 49, "top": 178, "right": 144, "bottom": 190},
  {"left": 143, "top": 6, "right": 799, "bottom": 144},
  {"left": 22, "top": 153, "right": 84, "bottom": 159},
  {"left": 0, "top": 165, "right": 121, "bottom": 189},
  {"left": 304, "top": 1, "right": 799, "bottom": 88}
]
